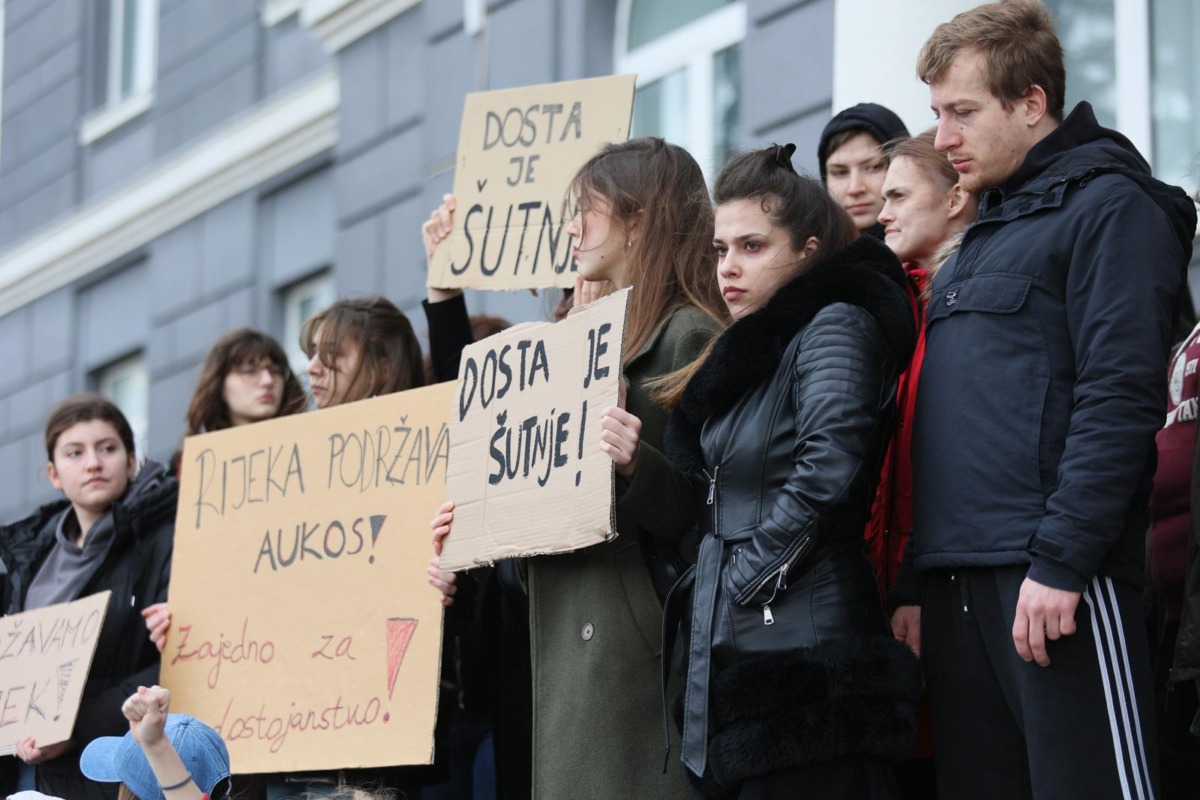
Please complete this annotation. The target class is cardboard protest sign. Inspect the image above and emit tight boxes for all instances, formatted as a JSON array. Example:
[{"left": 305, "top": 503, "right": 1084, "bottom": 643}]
[
  {"left": 0, "top": 590, "right": 110, "bottom": 755},
  {"left": 162, "top": 383, "right": 452, "bottom": 774},
  {"left": 427, "top": 74, "right": 636, "bottom": 291},
  {"left": 440, "top": 288, "right": 630, "bottom": 571}
]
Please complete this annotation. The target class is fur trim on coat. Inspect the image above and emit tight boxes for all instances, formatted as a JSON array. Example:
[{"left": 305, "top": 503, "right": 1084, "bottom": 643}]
[
  {"left": 666, "top": 235, "right": 915, "bottom": 476},
  {"left": 674, "top": 637, "right": 923, "bottom": 797}
]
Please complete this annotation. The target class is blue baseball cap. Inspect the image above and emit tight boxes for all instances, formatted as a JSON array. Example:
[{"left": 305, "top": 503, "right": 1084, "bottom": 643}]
[{"left": 80, "top": 714, "right": 230, "bottom": 800}]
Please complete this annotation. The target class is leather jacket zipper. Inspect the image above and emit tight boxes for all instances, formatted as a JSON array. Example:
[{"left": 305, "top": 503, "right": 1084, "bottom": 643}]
[
  {"left": 738, "top": 533, "right": 816, "bottom": 621},
  {"left": 702, "top": 467, "right": 719, "bottom": 507},
  {"left": 761, "top": 566, "right": 787, "bottom": 625}
]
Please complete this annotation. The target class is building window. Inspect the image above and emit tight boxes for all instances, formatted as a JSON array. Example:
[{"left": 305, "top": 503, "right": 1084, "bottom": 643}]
[
  {"left": 1044, "top": 0, "right": 1119, "bottom": 129},
  {"left": 616, "top": 0, "right": 746, "bottom": 179},
  {"left": 97, "top": 353, "right": 150, "bottom": 463},
  {"left": 80, "top": 0, "right": 159, "bottom": 145},
  {"left": 282, "top": 272, "right": 335, "bottom": 394},
  {"left": 1151, "top": 0, "right": 1200, "bottom": 190}
]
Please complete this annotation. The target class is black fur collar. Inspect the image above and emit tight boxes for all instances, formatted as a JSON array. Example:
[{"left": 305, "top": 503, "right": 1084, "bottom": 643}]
[{"left": 666, "top": 236, "right": 914, "bottom": 471}]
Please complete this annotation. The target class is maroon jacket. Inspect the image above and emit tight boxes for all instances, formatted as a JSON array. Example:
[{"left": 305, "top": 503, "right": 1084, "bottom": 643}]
[{"left": 1150, "top": 321, "right": 1200, "bottom": 620}]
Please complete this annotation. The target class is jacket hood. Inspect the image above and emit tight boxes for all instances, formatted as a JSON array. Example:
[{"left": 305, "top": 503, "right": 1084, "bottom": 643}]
[
  {"left": 1004, "top": 102, "right": 1197, "bottom": 260},
  {"left": 111, "top": 459, "right": 178, "bottom": 545},
  {"left": 672, "top": 235, "right": 915, "bottom": 431}
]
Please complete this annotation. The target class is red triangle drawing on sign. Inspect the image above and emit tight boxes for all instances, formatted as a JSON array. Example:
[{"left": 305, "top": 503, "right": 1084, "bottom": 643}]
[{"left": 386, "top": 618, "right": 418, "bottom": 700}]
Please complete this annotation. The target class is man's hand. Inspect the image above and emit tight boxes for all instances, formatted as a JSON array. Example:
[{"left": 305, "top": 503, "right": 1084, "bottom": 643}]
[
  {"left": 1012, "top": 577, "right": 1081, "bottom": 667},
  {"left": 890, "top": 605, "right": 921, "bottom": 657}
]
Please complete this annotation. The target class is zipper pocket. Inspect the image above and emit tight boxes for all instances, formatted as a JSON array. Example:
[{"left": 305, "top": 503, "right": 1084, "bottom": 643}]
[{"left": 736, "top": 533, "right": 816, "bottom": 608}]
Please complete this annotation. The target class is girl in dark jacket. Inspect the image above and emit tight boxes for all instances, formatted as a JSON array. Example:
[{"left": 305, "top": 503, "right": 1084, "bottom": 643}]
[
  {"left": 648, "top": 145, "right": 922, "bottom": 798},
  {"left": 0, "top": 394, "right": 176, "bottom": 800}
]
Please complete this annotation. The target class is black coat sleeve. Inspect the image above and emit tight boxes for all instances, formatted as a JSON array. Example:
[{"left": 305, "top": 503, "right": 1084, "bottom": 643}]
[
  {"left": 1027, "top": 180, "right": 1188, "bottom": 590},
  {"left": 423, "top": 294, "right": 474, "bottom": 383}
]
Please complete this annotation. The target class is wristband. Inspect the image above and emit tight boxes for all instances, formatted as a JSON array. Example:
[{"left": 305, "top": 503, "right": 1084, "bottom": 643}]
[{"left": 161, "top": 774, "right": 194, "bottom": 791}]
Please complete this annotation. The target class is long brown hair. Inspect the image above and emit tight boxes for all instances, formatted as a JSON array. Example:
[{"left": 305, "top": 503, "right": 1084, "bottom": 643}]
[
  {"left": 653, "top": 145, "right": 857, "bottom": 408},
  {"left": 185, "top": 328, "right": 307, "bottom": 436},
  {"left": 567, "top": 137, "right": 727, "bottom": 364},
  {"left": 302, "top": 297, "right": 426, "bottom": 404}
]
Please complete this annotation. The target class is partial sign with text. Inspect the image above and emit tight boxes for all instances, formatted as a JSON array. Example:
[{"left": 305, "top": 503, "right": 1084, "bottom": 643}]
[
  {"left": 427, "top": 75, "right": 636, "bottom": 291},
  {"left": 440, "top": 288, "right": 630, "bottom": 570},
  {"left": 163, "top": 383, "right": 453, "bottom": 774},
  {"left": 0, "top": 591, "right": 110, "bottom": 756}
]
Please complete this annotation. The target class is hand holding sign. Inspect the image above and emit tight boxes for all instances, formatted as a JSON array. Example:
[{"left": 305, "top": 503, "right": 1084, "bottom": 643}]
[
  {"left": 599, "top": 405, "right": 642, "bottom": 480},
  {"left": 422, "top": 195, "right": 457, "bottom": 264},
  {"left": 440, "top": 288, "right": 631, "bottom": 570},
  {"left": 0, "top": 591, "right": 111, "bottom": 759}
]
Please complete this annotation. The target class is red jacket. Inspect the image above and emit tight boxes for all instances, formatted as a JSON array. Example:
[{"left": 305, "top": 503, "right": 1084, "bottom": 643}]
[
  {"left": 865, "top": 264, "right": 933, "bottom": 760},
  {"left": 865, "top": 265, "right": 927, "bottom": 603}
]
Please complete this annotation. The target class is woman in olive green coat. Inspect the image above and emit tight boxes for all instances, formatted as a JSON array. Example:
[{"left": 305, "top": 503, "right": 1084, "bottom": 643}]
[{"left": 430, "top": 138, "right": 727, "bottom": 798}]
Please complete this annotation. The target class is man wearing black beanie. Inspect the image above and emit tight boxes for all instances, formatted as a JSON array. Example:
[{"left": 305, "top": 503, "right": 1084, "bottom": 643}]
[{"left": 818, "top": 102, "right": 910, "bottom": 237}]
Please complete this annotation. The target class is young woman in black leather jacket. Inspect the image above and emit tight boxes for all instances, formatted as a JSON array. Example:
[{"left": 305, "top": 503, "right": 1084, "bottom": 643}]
[{"left": 642, "top": 145, "right": 923, "bottom": 798}]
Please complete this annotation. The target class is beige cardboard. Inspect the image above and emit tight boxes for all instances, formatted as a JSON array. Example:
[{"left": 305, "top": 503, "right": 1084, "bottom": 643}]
[
  {"left": 161, "top": 383, "right": 453, "bottom": 774},
  {"left": 0, "top": 590, "right": 111, "bottom": 755},
  {"left": 440, "top": 288, "right": 630, "bottom": 571},
  {"left": 427, "top": 74, "right": 636, "bottom": 291}
]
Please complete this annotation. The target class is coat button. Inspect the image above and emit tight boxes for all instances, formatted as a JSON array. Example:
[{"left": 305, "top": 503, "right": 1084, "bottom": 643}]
[{"left": 582, "top": 623, "right": 594, "bottom": 641}]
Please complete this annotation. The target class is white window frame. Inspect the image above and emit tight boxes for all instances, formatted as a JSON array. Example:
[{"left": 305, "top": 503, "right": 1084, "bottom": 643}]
[
  {"left": 614, "top": 1, "right": 747, "bottom": 178},
  {"left": 97, "top": 352, "right": 150, "bottom": 465},
  {"left": 80, "top": 0, "right": 159, "bottom": 146},
  {"left": 1114, "top": 0, "right": 1152, "bottom": 165},
  {"left": 282, "top": 272, "right": 335, "bottom": 391}
]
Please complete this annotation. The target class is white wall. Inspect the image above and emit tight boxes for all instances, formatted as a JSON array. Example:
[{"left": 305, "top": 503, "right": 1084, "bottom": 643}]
[{"left": 832, "top": 0, "right": 980, "bottom": 137}]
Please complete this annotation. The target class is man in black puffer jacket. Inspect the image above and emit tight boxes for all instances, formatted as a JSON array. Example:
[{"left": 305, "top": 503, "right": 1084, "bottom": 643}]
[{"left": 894, "top": 3, "right": 1198, "bottom": 799}]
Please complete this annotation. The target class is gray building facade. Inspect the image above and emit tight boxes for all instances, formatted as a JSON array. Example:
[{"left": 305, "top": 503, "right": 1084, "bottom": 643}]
[{"left": 0, "top": 0, "right": 841, "bottom": 522}]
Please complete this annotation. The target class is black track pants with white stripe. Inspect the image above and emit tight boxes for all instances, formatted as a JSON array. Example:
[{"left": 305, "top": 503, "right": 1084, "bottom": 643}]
[{"left": 922, "top": 566, "right": 1159, "bottom": 800}]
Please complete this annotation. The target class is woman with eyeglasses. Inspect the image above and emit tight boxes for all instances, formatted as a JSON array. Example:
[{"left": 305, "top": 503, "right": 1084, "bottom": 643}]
[
  {"left": 149, "top": 330, "right": 308, "bottom": 650},
  {"left": 182, "top": 329, "right": 308, "bottom": 441}
]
